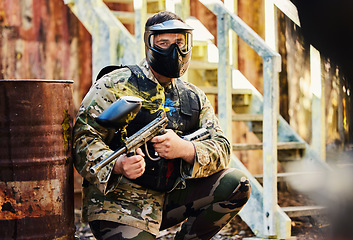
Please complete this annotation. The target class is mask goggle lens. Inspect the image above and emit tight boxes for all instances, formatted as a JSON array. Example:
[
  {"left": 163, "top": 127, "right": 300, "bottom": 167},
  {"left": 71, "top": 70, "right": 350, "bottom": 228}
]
[{"left": 148, "top": 32, "right": 192, "bottom": 54}]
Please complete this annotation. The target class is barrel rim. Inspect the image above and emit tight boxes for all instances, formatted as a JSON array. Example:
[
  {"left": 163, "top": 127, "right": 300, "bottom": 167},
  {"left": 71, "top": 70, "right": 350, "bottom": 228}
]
[{"left": 0, "top": 79, "right": 74, "bottom": 83}]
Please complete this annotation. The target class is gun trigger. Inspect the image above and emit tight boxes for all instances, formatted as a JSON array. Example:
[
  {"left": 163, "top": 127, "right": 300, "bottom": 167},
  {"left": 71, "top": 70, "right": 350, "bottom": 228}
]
[{"left": 145, "top": 143, "right": 160, "bottom": 161}]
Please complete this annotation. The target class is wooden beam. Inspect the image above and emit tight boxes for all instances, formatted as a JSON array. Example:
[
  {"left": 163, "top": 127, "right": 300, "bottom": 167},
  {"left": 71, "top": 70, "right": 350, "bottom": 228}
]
[
  {"left": 232, "top": 114, "right": 263, "bottom": 121},
  {"left": 189, "top": 60, "right": 218, "bottom": 70},
  {"left": 111, "top": 10, "right": 135, "bottom": 24},
  {"left": 199, "top": 86, "right": 252, "bottom": 95},
  {"left": 282, "top": 206, "right": 326, "bottom": 218},
  {"left": 111, "top": 10, "right": 154, "bottom": 24},
  {"left": 232, "top": 142, "right": 305, "bottom": 151},
  {"left": 104, "top": 0, "right": 158, "bottom": 3},
  {"left": 254, "top": 171, "right": 323, "bottom": 182}
]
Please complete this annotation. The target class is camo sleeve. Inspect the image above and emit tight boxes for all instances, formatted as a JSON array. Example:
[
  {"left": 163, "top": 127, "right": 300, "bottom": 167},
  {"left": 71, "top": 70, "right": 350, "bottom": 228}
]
[
  {"left": 73, "top": 69, "right": 132, "bottom": 194},
  {"left": 181, "top": 85, "right": 231, "bottom": 179}
]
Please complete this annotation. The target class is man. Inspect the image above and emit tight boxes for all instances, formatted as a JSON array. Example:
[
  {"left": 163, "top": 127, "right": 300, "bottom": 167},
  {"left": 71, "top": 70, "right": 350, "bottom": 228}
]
[{"left": 73, "top": 11, "right": 250, "bottom": 240}]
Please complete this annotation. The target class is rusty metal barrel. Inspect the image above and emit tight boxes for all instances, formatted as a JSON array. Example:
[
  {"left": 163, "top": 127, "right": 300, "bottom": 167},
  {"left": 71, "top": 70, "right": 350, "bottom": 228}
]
[{"left": 0, "top": 80, "right": 75, "bottom": 239}]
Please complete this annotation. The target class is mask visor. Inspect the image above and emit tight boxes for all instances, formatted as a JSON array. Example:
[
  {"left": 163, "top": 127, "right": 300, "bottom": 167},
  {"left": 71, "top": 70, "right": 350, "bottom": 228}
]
[{"left": 147, "top": 32, "right": 192, "bottom": 55}]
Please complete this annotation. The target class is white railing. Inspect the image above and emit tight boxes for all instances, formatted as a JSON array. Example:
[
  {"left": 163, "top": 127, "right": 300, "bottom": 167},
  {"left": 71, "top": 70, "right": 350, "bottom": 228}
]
[
  {"left": 199, "top": 0, "right": 288, "bottom": 238},
  {"left": 64, "top": 0, "right": 138, "bottom": 81}
]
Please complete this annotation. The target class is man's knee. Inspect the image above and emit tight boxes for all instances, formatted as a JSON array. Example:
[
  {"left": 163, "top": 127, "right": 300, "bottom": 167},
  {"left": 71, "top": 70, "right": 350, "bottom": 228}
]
[{"left": 213, "top": 168, "right": 251, "bottom": 205}]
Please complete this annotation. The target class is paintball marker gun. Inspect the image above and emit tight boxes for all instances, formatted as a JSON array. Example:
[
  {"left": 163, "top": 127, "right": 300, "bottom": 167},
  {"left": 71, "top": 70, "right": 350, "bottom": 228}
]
[
  {"left": 90, "top": 96, "right": 211, "bottom": 175},
  {"left": 90, "top": 96, "right": 168, "bottom": 174}
]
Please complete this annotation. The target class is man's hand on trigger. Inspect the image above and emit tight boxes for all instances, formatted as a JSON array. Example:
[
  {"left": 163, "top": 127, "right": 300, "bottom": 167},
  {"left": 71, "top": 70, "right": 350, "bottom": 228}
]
[
  {"left": 113, "top": 148, "right": 146, "bottom": 179},
  {"left": 151, "top": 129, "right": 195, "bottom": 164}
]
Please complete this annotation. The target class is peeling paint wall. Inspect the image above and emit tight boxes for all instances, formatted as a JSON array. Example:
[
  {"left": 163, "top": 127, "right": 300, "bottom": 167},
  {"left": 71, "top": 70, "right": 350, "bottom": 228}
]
[{"left": 0, "top": 0, "right": 92, "bottom": 113}]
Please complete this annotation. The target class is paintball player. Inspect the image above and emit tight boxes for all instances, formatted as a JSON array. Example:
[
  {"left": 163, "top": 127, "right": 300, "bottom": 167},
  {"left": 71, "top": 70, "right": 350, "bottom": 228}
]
[{"left": 73, "top": 11, "right": 251, "bottom": 240}]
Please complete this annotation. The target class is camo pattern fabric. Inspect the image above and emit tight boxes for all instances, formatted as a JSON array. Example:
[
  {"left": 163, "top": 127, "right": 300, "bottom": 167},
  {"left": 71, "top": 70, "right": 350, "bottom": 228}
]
[
  {"left": 73, "top": 59, "right": 234, "bottom": 235},
  {"left": 88, "top": 168, "right": 250, "bottom": 240}
]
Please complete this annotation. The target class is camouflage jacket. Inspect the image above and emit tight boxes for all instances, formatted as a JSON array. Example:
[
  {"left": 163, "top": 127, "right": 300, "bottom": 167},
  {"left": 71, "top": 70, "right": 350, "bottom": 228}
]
[{"left": 73, "top": 59, "right": 231, "bottom": 235}]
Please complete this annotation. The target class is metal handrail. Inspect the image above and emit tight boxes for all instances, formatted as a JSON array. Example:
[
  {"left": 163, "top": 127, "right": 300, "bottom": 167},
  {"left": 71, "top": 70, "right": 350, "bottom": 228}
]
[{"left": 199, "top": 0, "right": 284, "bottom": 238}]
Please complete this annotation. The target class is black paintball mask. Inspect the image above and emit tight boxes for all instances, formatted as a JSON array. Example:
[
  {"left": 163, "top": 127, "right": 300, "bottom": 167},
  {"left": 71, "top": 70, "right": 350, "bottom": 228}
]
[{"left": 144, "top": 20, "right": 193, "bottom": 78}]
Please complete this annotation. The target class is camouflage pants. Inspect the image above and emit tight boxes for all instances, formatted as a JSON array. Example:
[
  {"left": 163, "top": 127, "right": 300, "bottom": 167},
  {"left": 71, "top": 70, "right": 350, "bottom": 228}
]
[{"left": 89, "top": 168, "right": 251, "bottom": 240}]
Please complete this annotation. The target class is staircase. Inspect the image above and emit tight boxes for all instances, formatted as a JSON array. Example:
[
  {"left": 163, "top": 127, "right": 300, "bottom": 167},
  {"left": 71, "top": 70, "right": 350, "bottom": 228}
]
[
  {"left": 65, "top": 0, "right": 331, "bottom": 239},
  {"left": 200, "top": 68, "right": 329, "bottom": 239}
]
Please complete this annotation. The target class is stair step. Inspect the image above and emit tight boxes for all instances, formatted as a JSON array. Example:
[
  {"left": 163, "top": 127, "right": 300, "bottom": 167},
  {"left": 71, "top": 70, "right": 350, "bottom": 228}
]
[
  {"left": 336, "top": 162, "right": 353, "bottom": 168},
  {"left": 189, "top": 60, "right": 218, "bottom": 70},
  {"left": 199, "top": 86, "right": 252, "bottom": 106},
  {"left": 254, "top": 171, "right": 322, "bottom": 182},
  {"left": 282, "top": 205, "right": 326, "bottom": 218},
  {"left": 112, "top": 11, "right": 135, "bottom": 24},
  {"left": 104, "top": 0, "right": 132, "bottom": 2},
  {"left": 104, "top": 0, "right": 158, "bottom": 3},
  {"left": 199, "top": 86, "right": 252, "bottom": 95},
  {"left": 232, "top": 114, "right": 263, "bottom": 121},
  {"left": 199, "top": 86, "right": 252, "bottom": 107},
  {"left": 111, "top": 11, "right": 154, "bottom": 24},
  {"left": 232, "top": 142, "right": 306, "bottom": 151}
]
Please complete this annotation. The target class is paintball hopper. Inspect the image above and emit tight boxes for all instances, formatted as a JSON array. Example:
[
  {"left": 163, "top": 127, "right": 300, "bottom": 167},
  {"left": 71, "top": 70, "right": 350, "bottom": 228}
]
[{"left": 96, "top": 96, "right": 143, "bottom": 129}]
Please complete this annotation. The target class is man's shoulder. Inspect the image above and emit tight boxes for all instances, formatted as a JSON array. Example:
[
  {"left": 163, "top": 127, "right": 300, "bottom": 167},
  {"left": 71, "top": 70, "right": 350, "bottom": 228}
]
[
  {"left": 96, "top": 65, "right": 133, "bottom": 85},
  {"left": 109, "top": 66, "right": 134, "bottom": 80}
]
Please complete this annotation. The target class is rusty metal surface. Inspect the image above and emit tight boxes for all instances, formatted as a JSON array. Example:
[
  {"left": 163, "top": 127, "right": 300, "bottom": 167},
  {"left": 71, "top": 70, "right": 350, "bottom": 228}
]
[{"left": 0, "top": 80, "right": 75, "bottom": 239}]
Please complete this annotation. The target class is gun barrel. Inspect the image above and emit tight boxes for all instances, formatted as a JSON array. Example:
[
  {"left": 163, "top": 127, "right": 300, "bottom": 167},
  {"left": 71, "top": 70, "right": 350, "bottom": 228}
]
[
  {"left": 183, "top": 128, "right": 210, "bottom": 141},
  {"left": 90, "top": 147, "right": 126, "bottom": 174}
]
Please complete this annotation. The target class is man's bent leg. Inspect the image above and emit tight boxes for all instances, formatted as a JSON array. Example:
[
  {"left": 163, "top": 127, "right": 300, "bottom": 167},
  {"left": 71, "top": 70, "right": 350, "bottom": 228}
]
[
  {"left": 161, "top": 168, "right": 251, "bottom": 240},
  {"left": 89, "top": 220, "right": 156, "bottom": 240}
]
